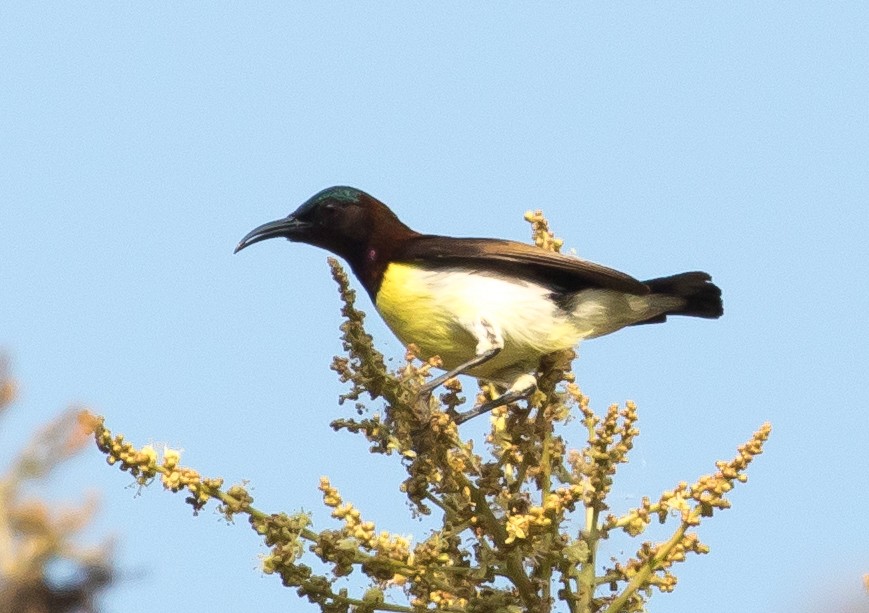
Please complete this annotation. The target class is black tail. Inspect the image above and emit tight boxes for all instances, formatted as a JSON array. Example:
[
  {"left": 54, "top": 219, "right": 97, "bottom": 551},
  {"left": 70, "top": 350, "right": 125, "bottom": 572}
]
[{"left": 633, "top": 271, "right": 723, "bottom": 325}]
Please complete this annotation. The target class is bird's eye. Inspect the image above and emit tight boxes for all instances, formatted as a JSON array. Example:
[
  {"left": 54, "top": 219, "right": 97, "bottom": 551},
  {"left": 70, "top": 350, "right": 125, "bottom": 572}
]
[{"left": 316, "top": 201, "right": 343, "bottom": 225}]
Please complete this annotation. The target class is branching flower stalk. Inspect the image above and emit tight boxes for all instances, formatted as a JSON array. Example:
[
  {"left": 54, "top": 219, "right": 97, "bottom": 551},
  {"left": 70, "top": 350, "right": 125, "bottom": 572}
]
[{"left": 86, "top": 211, "right": 772, "bottom": 612}]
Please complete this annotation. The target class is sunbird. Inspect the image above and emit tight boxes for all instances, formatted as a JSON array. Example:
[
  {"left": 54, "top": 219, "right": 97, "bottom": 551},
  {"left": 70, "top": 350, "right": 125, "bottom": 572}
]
[{"left": 235, "top": 187, "right": 722, "bottom": 422}]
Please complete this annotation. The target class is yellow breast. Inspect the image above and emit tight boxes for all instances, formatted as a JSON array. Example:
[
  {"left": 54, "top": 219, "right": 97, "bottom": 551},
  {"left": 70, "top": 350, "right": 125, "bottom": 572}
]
[{"left": 374, "top": 262, "right": 583, "bottom": 383}]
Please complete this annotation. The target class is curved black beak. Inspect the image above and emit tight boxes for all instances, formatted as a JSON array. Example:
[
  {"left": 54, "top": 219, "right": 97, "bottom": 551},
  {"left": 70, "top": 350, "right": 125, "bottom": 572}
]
[{"left": 234, "top": 216, "right": 309, "bottom": 254}]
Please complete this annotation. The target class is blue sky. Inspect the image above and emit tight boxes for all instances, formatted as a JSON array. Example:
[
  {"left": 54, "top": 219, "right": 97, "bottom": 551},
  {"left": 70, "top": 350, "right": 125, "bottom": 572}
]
[{"left": 2, "top": 3, "right": 867, "bottom": 612}]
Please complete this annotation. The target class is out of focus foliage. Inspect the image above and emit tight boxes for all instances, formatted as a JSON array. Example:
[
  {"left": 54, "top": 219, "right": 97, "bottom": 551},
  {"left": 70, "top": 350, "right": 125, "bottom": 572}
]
[{"left": 0, "top": 359, "right": 113, "bottom": 613}]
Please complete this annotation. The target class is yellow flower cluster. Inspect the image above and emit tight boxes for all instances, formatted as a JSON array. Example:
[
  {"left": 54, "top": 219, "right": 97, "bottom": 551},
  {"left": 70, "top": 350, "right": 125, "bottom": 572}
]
[
  {"left": 81, "top": 412, "right": 221, "bottom": 510},
  {"left": 524, "top": 209, "right": 565, "bottom": 253},
  {"left": 609, "top": 496, "right": 654, "bottom": 537},
  {"left": 615, "top": 532, "right": 710, "bottom": 595},
  {"left": 84, "top": 412, "right": 159, "bottom": 484},
  {"left": 665, "top": 421, "right": 772, "bottom": 523},
  {"left": 318, "top": 477, "right": 411, "bottom": 565},
  {"left": 424, "top": 589, "right": 469, "bottom": 610},
  {"left": 319, "top": 476, "right": 342, "bottom": 507},
  {"left": 607, "top": 422, "right": 772, "bottom": 541},
  {"left": 545, "top": 485, "right": 584, "bottom": 514},
  {"left": 257, "top": 512, "right": 312, "bottom": 581},
  {"left": 333, "top": 503, "right": 376, "bottom": 544},
  {"left": 568, "top": 400, "right": 640, "bottom": 515},
  {"left": 407, "top": 534, "right": 473, "bottom": 608},
  {"left": 504, "top": 484, "right": 587, "bottom": 545},
  {"left": 505, "top": 506, "right": 552, "bottom": 544}
]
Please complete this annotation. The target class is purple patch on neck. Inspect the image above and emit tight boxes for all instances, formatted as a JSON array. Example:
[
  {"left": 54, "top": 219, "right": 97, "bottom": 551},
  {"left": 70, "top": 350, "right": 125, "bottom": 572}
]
[{"left": 367, "top": 248, "right": 377, "bottom": 262}]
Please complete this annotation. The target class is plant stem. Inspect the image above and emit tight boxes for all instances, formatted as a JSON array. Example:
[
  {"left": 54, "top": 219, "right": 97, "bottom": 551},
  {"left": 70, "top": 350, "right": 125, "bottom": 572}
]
[{"left": 602, "top": 521, "right": 689, "bottom": 613}]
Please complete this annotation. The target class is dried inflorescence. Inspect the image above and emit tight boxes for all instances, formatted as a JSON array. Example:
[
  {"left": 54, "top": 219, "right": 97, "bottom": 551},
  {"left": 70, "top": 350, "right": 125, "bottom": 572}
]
[{"left": 88, "top": 212, "right": 773, "bottom": 612}]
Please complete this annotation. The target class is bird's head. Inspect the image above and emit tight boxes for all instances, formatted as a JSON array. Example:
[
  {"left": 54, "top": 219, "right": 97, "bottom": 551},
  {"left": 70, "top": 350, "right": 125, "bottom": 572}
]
[{"left": 234, "top": 186, "right": 415, "bottom": 264}]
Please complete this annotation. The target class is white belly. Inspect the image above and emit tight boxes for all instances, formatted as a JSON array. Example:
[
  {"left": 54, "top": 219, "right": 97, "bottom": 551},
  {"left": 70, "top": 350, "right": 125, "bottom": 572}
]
[{"left": 375, "top": 263, "right": 586, "bottom": 383}]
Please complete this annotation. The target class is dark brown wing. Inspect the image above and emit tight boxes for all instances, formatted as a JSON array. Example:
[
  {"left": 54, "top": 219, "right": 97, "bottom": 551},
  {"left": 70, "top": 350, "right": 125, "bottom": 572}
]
[{"left": 395, "top": 236, "right": 650, "bottom": 295}]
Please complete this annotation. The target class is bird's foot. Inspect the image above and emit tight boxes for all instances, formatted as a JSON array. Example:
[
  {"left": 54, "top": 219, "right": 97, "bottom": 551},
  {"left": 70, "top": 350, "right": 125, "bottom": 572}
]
[
  {"left": 417, "top": 346, "right": 501, "bottom": 399},
  {"left": 452, "top": 374, "right": 537, "bottom": 425}
]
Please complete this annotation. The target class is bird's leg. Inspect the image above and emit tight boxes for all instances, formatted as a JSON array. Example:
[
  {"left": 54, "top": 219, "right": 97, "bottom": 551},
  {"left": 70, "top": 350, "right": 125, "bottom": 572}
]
[
  {"left": 418, "top": 348, "right": 500, "bottom": 396},
  {"left": 417, "top": 319, "right": 503, "bottom": 397},
  {"left": 453, "top": 373, "right": 538, "bottom": 425},
  {"left": 415, "top": 319, "right": 537, "bottom": 425}
]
